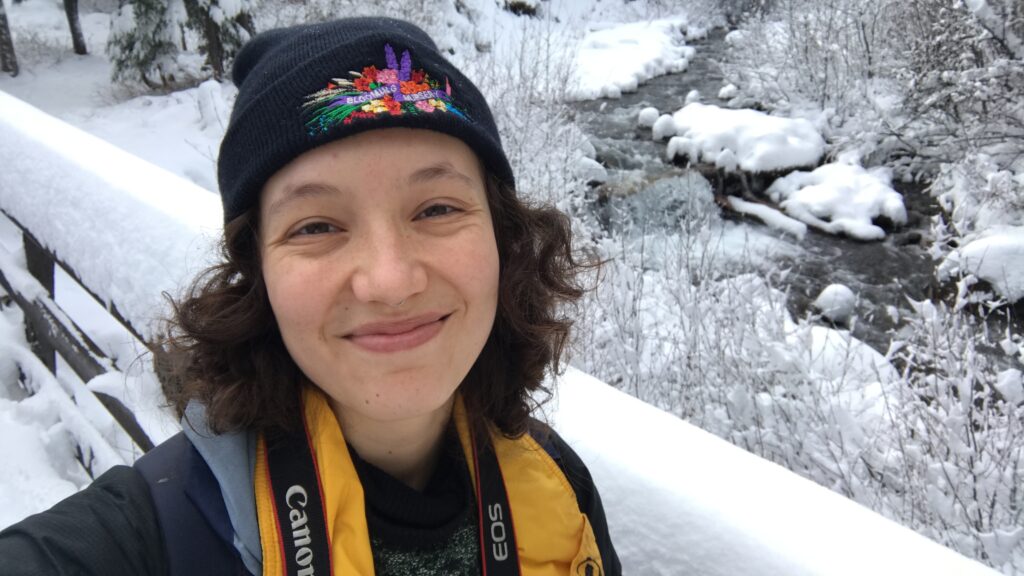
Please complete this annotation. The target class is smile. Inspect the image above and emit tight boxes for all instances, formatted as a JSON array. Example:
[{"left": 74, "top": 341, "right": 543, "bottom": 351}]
[{"left": 344, "top": 313, "right": 450, "bottom": 353}]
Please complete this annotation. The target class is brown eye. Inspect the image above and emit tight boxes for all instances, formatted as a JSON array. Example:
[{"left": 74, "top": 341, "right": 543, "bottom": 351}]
[
  {"left": 294, "top": 222, "right": 338, "bottom": 236},
  {"left": 417, "top": 204, "right": 459, "bottom": 219}
]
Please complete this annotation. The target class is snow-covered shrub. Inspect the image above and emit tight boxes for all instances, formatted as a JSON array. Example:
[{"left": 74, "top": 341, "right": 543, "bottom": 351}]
[
  {"left": 455, "top": 13, "right": 592, "bottom": 225},
  {"left": 894, "top": 0, "right": 1024, "bottom": 170},
  {"left": 879, "top": 298, "right": 1024, "bottom": 571},
  {"left": 721, "top": 0, "right": 905, "bottom": 121},
  {"left": 931, "top": 153, "right": 1024, "bottom": 239}
]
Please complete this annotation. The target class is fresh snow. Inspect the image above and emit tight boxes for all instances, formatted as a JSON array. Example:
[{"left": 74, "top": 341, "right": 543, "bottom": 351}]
[
  {"left": 651, "top": 113, "right": 676, "bottom": 140},
  {"left": 0, "top": 69, "right": 999, "bottom": 576},
  {"left": 813, "top": 283, "right": 857, "bottom": 324},
  {"left": 0, "top": 0, "right": 1015, "bottom": 572},
  {"left": 0, "top": 91, "right": 222, "bottom": 342},
  {"left": 767, "top": 162, "right": 908, "bottom": 241},
  {"left": 726, "top": 196, "right": 808, "bottom": 239},
  {"left": 575, "top": 156, "right": 609, "bottom": 184},
  {"left": 637, "top": 106, "right": 660, "bottom": 128},
  {"left": 664, "top": 103, "right": 825, "bottom": 172},
  {"left": 553, "top": 367, "right": 994, "bottom": 576},
  {"left": 570, "top": 19, "right": 695, "bottom": 100},
  {"left": 937, "top": 225, "right": 1024, "bottom": 303}
]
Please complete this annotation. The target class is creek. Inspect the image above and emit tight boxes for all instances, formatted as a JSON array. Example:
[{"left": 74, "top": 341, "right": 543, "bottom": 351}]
[{"left": 570, "top": 29, "right": 943, "bottom": 354}]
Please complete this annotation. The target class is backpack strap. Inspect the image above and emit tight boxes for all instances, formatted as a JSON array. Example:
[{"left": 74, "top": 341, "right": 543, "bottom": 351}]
[
  {"left": 528, "top": 422, "right": 623, "bottom": 576},
  {"left": 135, "top": 433, "right": 249, "bottom": 576}
]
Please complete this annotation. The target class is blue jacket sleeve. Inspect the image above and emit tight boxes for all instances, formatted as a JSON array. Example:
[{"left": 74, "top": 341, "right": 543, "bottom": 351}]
[{"left": 0, "top": 465, "right": 166, "bottom": 576}]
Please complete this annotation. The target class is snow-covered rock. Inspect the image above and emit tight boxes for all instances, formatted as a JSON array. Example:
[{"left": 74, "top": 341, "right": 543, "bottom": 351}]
[
  {"left": 813, "top": 284, "right": 857, "bottom": 324},
  {"left": 575, "top": 157, "right": 609, "bottom": 184},
  {"left": 718, "top": 83, "right": 738, "bottom": 100},
  {"left": 937, "top": 225, "right": 1024, "bottom": 303},
  {"left": 637, "top": 106, "right": 660, "bottom": 128},
  {"left": 767, "top": 162, "right": 907, "bottom": 241},
  {"left": 664, "top": 103, "right": 825, "bottom": 172},
  {"left": 652, "top": 114, "right": 676, "bottom": 141},
  {"left": 578, "top": 138, "right": 598, "bottom": 160},
  {"left": 570, "top": 19, "right": 693, "bottom": 100},
  {"left": 685, "top": 89, "right": 701, "bottom": 104}
]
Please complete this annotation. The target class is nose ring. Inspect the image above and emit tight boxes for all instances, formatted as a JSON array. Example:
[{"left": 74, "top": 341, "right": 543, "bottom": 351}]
[{"left": 392, "top": 298, "right": 407, "bottom": 308}]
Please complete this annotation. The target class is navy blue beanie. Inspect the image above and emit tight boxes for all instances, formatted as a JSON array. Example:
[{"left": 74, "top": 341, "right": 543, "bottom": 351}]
[{"left": 217, "top": 17, "right": 514, "bottom": 223}]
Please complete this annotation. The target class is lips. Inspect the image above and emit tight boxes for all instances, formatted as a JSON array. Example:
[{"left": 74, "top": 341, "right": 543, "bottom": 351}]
[{"left": 344, "top": 313, "right": 449, "bottom": 353}]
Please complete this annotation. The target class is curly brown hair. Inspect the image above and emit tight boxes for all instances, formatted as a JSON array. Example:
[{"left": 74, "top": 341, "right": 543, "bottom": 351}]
[{"left": 160, "top": 175, "right": 587, "bottom": 438}]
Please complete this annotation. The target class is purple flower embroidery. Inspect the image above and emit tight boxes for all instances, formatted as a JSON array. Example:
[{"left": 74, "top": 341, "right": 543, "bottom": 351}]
[
  {"left": 400, "top": 50, "right": 412, "bottom": 81},
  {"left": 385, "top": 44, "right": 399, "bottom": 71}
]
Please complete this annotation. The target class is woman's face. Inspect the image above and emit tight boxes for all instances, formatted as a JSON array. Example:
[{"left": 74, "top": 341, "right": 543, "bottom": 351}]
[{"left": 259, "top": 128, "right": 500, "bottom": 426}]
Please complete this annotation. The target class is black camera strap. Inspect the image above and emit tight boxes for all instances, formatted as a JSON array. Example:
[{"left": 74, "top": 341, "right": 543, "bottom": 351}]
[
  {"left": 470, "top": 427, "right": 522, "bottom": 576},
  {"left": 266, "top": 424, "right": 334, "bottom": 576}
]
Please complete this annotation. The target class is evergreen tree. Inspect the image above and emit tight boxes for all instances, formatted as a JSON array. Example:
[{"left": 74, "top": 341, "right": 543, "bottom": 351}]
[
  {"left": 0, "top": 1, "right": 16, "bottom": 77},
  {"left": 106, "top": 0, "right": 196, "bottom": 89},
  {"left": 108, "top": 0, "right": 255, "bottom": 87},
  {"left": 182, "top": 0, "right": 255, "bottom": 80}
]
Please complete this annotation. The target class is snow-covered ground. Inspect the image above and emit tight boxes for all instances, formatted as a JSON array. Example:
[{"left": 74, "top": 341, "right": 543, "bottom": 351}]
[{"left": 0, "top": 0, "right": 1019, "bottom": 573}]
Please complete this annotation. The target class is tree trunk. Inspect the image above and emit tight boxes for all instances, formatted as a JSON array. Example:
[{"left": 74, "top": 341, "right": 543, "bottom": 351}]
[
  {"left": 0, "top": 2, "right": 18, "bottom": 77},
  {"left": 63, "top": 0, "right": 87, "bottom": 55},
  {"left": 203, "top": 13, "right": 225, "bottom": 80}
]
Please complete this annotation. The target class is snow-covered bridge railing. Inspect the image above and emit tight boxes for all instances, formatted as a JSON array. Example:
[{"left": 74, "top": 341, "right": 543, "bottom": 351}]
[
  {"left": 0, "top": 91, "right": 998, "bottom": 575},
  {"left": 0, "top": 212, "right": 155, "bottom": 452},
  {"left": 0, "top": 90, "right": 219, "bottom": 466}
]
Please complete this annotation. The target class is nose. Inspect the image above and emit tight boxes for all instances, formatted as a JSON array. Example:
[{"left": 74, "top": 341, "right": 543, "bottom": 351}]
[{"left": 349, "top": 224, "right": 427, "bottom": 307}]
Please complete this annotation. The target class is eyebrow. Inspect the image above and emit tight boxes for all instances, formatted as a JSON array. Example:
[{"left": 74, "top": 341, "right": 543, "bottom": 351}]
[
  {"left": 407, "top": 161, "right": 477, "bottom": 188},
  {"left": 265, "top": 183, "right": 340, "bottom": 220}
]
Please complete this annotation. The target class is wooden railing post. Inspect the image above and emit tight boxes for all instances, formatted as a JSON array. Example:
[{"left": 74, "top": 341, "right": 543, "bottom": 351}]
[{"left": 22, "top": 231, "right": 56, "bottom": 373}]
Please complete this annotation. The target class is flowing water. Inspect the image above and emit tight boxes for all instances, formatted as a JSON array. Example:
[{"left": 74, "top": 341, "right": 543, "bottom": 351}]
[{"left": 570, "top": 30, "right": 943, "bottom": 353}]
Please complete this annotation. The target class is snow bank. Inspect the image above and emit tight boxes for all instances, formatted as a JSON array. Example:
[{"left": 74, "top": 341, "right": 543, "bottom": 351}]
[
  {"left": 552, "top": 368, "right": 996, "bottom": 575},
  {"left": 767, "top": 162, "right": 907, "bottom": 241},
  {"left": 570, "top": 19, "right": 695, "bottom": 100},
  {"left": 0, "top": 92, "right": 222, "bottom": 342},
  {"left": 664, "top": 103, "right": 825, "bottom": 172},
  {"left": 938, "top": 226, "right": 1024, "bottom": 303}
]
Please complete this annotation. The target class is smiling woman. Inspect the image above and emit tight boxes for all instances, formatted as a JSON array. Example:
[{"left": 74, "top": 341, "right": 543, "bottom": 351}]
[
  {"left": 260, "top": 130, "right": 500, "bottom": 490},
  {"left": 0, "top": 16, "right": 619, "bottom": 576}
]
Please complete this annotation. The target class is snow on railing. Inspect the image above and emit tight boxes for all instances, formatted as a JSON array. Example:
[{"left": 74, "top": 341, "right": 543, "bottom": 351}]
[
  {"left": 0, "top": 92, "right": 999, "bottom": 575},
  {"left": 0, "top": 91, "right": 221, "bottom": 345}
]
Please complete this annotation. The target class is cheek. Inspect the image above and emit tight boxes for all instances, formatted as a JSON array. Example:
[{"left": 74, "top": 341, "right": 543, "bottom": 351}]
[
  {"left": 263, "top": 259, "right": 327, "bottom": 340},
  {"left": 468, "top": 231, "right": 501, "bottom": 313}
]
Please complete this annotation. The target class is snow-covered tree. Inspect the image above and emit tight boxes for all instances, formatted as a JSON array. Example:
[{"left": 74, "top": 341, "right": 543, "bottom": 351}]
[
  {"left": 182, "top": 0, "right": 255, "bottom": 81},
  {"left": 0, "top": 1, "right": 16, "bottom": 77},
  {"left": 107, "top": 0, "right": 255, "bottom": 87},
  {"left": 106, "top": 0, "right": 194, "bottom": 88}
]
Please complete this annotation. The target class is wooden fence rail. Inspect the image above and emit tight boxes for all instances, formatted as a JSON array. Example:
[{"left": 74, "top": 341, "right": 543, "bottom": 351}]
[{"left": 0, "top": 209, "right": 155, "bottom": 454}]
